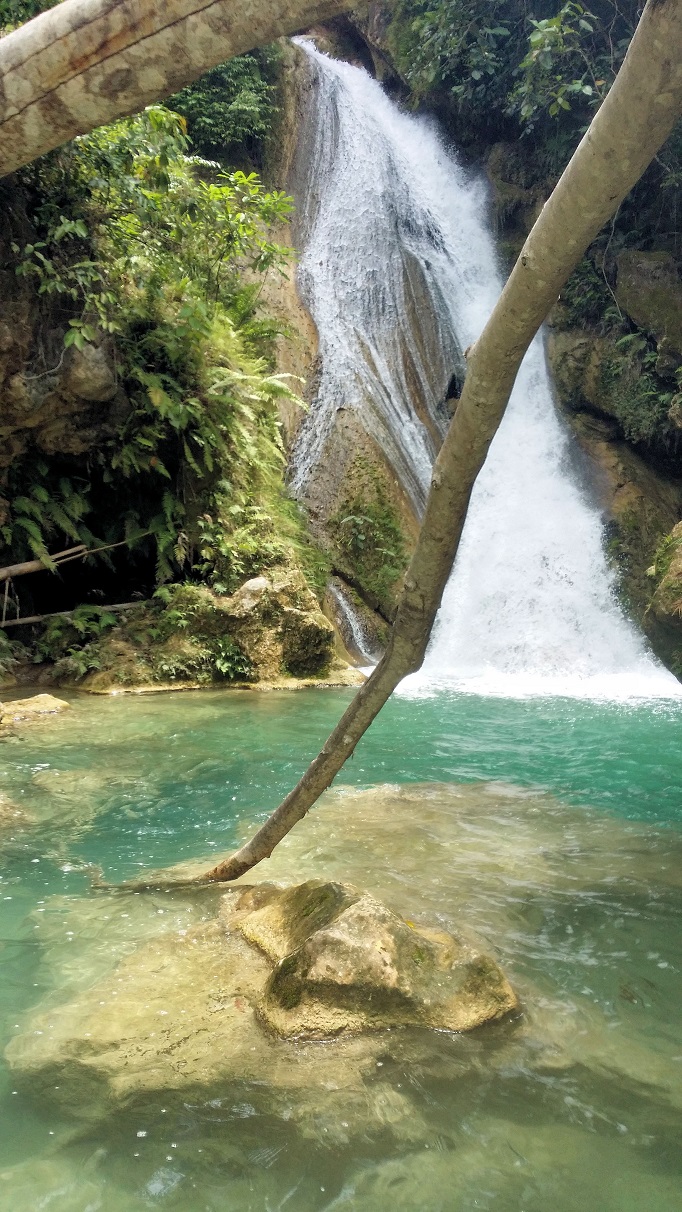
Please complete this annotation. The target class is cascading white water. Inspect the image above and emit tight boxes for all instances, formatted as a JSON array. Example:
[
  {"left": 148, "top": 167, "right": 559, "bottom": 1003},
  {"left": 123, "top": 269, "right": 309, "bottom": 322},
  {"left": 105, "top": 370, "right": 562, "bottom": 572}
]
[
  {"left": 292, "top": 41, "right": 680, "bottom": 699},
  {"left": 328, "top": 577, "right": 383, "bottom": 665}
]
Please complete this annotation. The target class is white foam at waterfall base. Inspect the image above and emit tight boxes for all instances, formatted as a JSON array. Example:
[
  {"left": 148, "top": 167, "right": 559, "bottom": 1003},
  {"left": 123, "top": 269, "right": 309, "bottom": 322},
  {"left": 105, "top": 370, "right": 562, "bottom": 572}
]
[
  {"left": 293, "top": 41, "right": 681, "bottom": 702},
  {"left": 411, "top": 337, "right": 682, "bottom": 701}
]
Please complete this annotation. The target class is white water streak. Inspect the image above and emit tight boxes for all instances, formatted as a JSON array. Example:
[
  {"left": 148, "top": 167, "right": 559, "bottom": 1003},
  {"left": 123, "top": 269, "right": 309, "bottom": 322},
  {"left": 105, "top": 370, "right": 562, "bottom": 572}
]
[
  {"left": 292, "top": 43, "right": 680, "bottom": 700},
  {"left": 328, "top": 578, "right": 382, "bottom": 665}
]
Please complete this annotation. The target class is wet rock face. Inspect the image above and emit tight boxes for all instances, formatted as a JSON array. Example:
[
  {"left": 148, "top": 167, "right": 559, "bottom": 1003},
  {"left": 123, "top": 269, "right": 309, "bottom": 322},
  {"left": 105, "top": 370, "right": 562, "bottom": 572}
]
[
  {"left": 546, "top": 318, "right": 682, "bottom": 673},
  {"left": 223, "top": 879, "right": 519, "bottom": 1037},
  {"left": 616, "top": 251, "right": 682, "bottom": 359}
]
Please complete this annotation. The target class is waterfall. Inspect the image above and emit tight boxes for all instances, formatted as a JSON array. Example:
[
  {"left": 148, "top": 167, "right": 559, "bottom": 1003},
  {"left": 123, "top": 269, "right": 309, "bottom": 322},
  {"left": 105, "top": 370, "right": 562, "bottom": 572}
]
[
  {"left": 291, "top": 41, "right": 680, "bottom": 699},
  {"left": 327, "top": 577, "right": 383, "bottom": 666}
]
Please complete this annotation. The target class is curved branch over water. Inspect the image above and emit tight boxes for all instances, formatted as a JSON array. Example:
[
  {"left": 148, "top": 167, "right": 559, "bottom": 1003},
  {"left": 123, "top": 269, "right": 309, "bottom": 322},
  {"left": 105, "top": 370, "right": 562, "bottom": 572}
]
[
  {"left": 202, "top": 0, "right": 682, "bottom": 882},
  {"left": 0, "top": 0, "right": 352, "bottom": 177}
]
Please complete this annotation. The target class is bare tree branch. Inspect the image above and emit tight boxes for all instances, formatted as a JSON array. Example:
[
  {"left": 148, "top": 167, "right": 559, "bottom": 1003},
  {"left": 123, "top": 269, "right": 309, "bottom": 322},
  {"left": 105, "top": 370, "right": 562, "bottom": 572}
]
[
  {"left": 200, "top": 0, "right": 682, "bottom": 883},
  {"left": 0, "top": 0, "right": 353, "bottom": 177}
]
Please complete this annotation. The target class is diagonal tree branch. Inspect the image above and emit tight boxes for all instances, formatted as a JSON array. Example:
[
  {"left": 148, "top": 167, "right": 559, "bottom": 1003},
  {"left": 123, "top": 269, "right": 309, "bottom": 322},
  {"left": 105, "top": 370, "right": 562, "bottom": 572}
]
[
  {"left": 200, "top": 0, "right": 682, "bottom": 883},
  {"left": 0, "top": 0, "right": 353, "bottom": 177}
]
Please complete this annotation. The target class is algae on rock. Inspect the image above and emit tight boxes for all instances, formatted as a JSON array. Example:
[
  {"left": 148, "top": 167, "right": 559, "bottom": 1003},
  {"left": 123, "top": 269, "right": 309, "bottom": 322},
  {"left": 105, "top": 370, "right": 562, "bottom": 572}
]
[
  {"left": 38, "top": 570, "right": 357, "bottom": 692},
  {"left": 222, "top": 879, "right": 518, "bottom": 1037}
]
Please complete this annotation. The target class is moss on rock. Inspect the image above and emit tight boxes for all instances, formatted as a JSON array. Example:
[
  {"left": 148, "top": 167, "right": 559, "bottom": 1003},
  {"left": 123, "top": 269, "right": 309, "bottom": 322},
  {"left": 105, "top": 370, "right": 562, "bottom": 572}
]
[{"left": 29, "top": 570, "right": 346, "bottom": 692}]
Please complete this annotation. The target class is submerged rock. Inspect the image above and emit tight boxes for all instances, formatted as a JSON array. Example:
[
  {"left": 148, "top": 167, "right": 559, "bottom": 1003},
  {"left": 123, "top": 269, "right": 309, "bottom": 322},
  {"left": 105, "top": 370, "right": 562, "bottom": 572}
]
[
  {"left": 5, "top": 875, "right": 516, "bottom": 1134},
  {"left": 5, "top": 913, "right": 430, "bottom": 1145},
  {"left": 0, "top": 693, "right": 70, "bottom": 724},
  {"left": 0, "top": 792, "right": 33, "bottom": 830},
  {"left": 223, "top": 880, "right": 518, "bottom": 1037}
]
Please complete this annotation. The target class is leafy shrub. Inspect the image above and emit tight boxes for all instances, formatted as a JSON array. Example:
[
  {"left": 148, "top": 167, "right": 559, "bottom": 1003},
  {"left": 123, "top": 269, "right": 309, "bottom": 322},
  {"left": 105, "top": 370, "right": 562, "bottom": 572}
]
[
  {"left": 168, "top": 48, "right": 282, "bottom": 165},
  {"left": 6, "top": 105, "right": 308, "bottom": 591},
  {"left": 333, "top": 494, "right": 407, "bottom": 612}
]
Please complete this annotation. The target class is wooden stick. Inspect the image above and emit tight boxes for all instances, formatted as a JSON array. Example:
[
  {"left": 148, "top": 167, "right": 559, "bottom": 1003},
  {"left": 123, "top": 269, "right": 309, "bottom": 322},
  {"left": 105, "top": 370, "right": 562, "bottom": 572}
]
[
  {"left": 0, "top": 601, "right": 149, "bottom": 630},
  {"left": 0, "top": 546, "right": 86, "bottom": 582}
]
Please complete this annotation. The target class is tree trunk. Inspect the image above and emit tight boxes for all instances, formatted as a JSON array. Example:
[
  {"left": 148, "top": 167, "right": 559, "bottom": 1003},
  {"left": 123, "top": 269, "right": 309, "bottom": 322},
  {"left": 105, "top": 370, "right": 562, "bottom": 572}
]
[
  {"left": 0, "top": 0, "right": 352, "bottom": 178},
  {"left": 202, "top": 0, "right": 682, "bottom": 883}
]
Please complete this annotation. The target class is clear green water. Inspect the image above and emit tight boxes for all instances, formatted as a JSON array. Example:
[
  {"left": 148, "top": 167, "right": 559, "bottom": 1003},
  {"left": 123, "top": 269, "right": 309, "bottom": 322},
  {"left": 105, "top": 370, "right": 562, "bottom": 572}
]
[{"left": 1, "top": 686, "right": 681, "bottom": 1210}]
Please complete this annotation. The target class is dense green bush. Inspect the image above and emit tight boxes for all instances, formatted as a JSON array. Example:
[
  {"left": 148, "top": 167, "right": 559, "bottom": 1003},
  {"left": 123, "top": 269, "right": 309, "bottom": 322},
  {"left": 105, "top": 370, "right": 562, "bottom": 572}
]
[
  {"left": 4, "top": 105, "right": 303, "bottom": 586},
  {"left": 168, "top": 48, "right": 282, "bottom": 166},
  {"left": 332, "top": 493, "right": 407, "bottom": 614}
]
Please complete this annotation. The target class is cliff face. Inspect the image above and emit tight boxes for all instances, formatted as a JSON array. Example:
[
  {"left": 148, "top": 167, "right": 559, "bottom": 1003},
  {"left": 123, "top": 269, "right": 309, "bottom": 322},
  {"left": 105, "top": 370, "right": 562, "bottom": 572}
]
[
  {"left": 0, "top": 181, "right": 123, "bottom": 523},
  {"left": 265, "top": 39, "right": 421, "bottom": 633},
  {"left": 283, "top": 8, "right": 682, "bottom": 675}
]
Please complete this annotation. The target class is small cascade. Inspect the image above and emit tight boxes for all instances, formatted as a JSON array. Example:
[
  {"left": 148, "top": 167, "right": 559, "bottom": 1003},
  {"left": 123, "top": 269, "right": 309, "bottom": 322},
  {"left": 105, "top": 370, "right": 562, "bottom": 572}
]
[
  {"left": 291, "top": 41, "right": 680, "bottom": 699},
  {"left": 327, "top": 577, "right": 383, "bottom": 666}
]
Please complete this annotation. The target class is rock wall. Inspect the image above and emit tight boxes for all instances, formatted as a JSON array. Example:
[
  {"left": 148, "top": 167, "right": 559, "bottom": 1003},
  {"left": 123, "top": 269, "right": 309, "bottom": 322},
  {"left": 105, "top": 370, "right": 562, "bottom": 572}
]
[{"left": 0, "top": 180, "right": 124, "bottom": 516}]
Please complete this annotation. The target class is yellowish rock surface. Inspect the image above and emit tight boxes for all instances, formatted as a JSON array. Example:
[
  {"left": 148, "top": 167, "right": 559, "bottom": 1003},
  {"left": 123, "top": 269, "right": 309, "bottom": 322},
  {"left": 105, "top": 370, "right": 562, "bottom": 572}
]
[{"left": 1, "top": 693, "right": 70, "bottom": 723}]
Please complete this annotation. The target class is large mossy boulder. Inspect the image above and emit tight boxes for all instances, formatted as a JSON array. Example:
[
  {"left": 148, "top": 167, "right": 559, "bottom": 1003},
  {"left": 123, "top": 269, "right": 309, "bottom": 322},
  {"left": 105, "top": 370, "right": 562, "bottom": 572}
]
[
  {"left": 76, "top": 570, "right": 355, "bottom": 691},
  {"left": 224, "top": 880, "right": 518, "bottom": 1038},
  {"left": 5, "top": 879, "right": 517, "bottom": 1128},
  {"left": 223, "top": 571, "right": 335, "bottom": 677}
]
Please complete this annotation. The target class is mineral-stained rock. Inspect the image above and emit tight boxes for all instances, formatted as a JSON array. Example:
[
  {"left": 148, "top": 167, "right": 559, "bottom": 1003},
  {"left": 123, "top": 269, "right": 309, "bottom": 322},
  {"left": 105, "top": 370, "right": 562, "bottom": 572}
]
[
  {"left": 60, "top": 343, "right": 117, "bottom": 402},
  {"left": 616, "top": 250, "right": 682, "bottom": 357},
  {"left": 222, "top": 879, "right": 519, "bottom": 1037},
  {"left": 650, "top": 520, "right": 682, "bottom": 626},
  {"left": 0, "top": 693, "right": 70, "bottom": 723}
]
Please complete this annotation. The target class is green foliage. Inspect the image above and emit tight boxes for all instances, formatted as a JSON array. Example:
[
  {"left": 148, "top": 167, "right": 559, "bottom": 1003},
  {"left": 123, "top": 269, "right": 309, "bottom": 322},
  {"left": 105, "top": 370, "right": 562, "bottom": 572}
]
[
  {"left": 0, "top": 631, "right": 23, "bottom": 681},
  {"left": 333, "top": 494, "right": 407, "bottom": 611},
  {"left": 30, "top": 605, "right": 118, "bottom": 681},
  {"left": 16, "top": 107, "right": 293, "bottom": 346},
  {"left": 26, "top": 588, "right": 255, "bottom": 686},
  {"left": 0, "top": 0, "right": 55, "bottom": 27},
  {"left": 559, "top": 257, "right": 621, "bottom": 330},
  {"left": 389, "top": 0, "right": 632, "bottom": 129},
  {"left": 2, "top": 464, "right": 94, "bottom": 563},
  {"left": 150, "top": 586, "right": 254, "bottom": 681},
  {"left": 6, "top": 105, "right": 307, "bottom": 593},
  {"left": 168, "top": 48, "right": 281, "bottom": 165},
  {"left": 594, "top": 335, "right": 682, "bottom": 451},
  {"left": 507, "top": 2, "right": 609, "bottom": 129},
  {"left": 388, "top": 0, "right": 518, "bottom": 136},
  {"left": 647, "top": 530, "right": 682, "bottom": 583}
]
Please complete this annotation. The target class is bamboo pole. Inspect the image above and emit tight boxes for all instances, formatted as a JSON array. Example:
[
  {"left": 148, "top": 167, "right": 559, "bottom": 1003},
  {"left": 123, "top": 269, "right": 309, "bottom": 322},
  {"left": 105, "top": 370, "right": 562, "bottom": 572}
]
[
  {"left": 0, "top": 545, "right": 87, "bottom": 582},
  {"left": 0, "top": 600, "right": 148, "bottom": 629}
]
